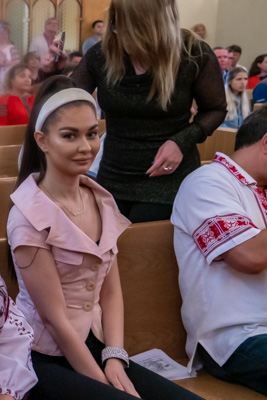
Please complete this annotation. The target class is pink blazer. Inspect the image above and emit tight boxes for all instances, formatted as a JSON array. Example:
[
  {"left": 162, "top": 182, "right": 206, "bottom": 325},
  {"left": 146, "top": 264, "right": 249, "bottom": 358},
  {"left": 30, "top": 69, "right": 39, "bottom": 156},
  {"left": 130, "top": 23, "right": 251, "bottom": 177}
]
[{"left": 7, "top": 173, "right": 130, "bottom": 356}]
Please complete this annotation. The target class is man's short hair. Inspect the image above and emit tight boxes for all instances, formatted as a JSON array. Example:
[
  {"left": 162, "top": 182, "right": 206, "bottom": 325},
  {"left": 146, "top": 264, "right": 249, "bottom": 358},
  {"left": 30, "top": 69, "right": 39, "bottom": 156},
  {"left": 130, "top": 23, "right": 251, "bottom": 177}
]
[
  {"left": 213, "top": 46, "right": 227, "bottom": 51},
  {"left": 235, "top": 106, "right": 267, "bottom": 150},
  {"left": 45, "top": 17, "right": 57, "bottom": 26},
  {"left": 68, "top": 51, "right": 82, "bottom": 61},
  {"left": 227, "top": 45, "right": 242, "bottom": 54},
  {"left": 92, "top": 20, "right": 103, "bottom": 28}
]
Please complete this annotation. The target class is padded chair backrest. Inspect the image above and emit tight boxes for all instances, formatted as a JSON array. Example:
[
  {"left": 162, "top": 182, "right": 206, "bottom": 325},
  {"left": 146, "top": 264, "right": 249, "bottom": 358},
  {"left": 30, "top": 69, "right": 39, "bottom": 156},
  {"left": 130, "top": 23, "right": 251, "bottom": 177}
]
[
  {"left": 117, "top": 220, "right": 187, "bottom": 360},
  {"left": 0, "top": 124, "right": 26, "bottom": 146},
  {"left": 0, "top": 144, "right": 21, "bottom": 177},
  {"left": 197, "top": 127, "right": 237, "bottom": 161}
]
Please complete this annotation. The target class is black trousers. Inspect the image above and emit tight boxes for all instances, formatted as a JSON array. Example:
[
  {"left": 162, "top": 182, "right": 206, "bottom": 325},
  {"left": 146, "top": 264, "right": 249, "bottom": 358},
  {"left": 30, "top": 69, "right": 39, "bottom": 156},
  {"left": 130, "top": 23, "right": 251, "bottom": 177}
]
[
  {"left": 29, "top": 332, "right": 203, "bottom": 400},
  {"left": 115, "top": 199, "right": 173, "bottom": 223}
]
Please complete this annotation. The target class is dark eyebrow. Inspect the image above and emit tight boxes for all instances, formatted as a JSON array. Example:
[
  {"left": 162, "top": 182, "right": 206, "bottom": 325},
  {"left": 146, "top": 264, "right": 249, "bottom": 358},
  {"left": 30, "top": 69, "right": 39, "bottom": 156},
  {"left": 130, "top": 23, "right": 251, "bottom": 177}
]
[{"left": 59, "top": 123, "right": 99, "bottom": 132}]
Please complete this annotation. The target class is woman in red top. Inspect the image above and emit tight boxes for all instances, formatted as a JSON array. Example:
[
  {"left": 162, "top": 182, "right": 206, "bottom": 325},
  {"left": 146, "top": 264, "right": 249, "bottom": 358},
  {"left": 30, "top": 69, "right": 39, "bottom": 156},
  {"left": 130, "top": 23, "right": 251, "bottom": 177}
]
[
  {"left": 247, "top": 54, "right": 267, "bottom": 89},
  {"left": 0, "top": 64, "right": 34, "bottom": 125}
]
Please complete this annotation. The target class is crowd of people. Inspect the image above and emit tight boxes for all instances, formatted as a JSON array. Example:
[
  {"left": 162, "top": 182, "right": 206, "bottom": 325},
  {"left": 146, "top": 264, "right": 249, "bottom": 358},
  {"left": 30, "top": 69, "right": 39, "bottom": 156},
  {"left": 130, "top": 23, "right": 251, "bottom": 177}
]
[{"left": 1, "top": 0, "right": 267, "bottom": 398}]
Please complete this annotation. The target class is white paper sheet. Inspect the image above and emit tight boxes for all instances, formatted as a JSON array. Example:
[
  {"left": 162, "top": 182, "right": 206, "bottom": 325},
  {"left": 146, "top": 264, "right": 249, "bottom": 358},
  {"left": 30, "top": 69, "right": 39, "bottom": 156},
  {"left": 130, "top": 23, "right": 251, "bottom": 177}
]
[{"left": 130, "top": 348, "right": 197, "bottom": 381}]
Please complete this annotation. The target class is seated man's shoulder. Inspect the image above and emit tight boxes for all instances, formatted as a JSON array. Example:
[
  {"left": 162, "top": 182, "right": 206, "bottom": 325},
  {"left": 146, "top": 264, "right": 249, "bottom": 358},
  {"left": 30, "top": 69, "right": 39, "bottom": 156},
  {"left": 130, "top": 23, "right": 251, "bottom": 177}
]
[{"left": 176, "top": 162, "right": 221, "bottom": 198}]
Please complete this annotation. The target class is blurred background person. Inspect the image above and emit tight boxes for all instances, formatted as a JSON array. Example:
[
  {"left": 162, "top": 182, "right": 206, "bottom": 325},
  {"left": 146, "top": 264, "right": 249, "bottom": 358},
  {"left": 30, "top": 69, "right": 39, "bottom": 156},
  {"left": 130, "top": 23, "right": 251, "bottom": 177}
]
[
  {"left": 248, "top": 54, "right": 267, "bottom": 89},
  {"left": 253, "top": 76, "right": 267, "bottom": 104},
  {"left": 0, "top": 21, "right": 20, "bottom": 94},
  {"left": 213, "top": 46, "right": 229, "bottom": 85},
  {"left": 82, "top": 20, "right": 104, "bottom": 55},
  {"left": 29, "top": 17, "right": 58, "bottom": 62},
  {"left": 221, "top": 67, "right": 250, "bottom": 129},
  {"left": 191, "top": 23, "right": 207, "bottom": 40},
  {"left": 0, "top": 64, "right": 34, "bottom": 125},
  {"left": 67, "top": 51, "right": 82, "bottom": 65}
]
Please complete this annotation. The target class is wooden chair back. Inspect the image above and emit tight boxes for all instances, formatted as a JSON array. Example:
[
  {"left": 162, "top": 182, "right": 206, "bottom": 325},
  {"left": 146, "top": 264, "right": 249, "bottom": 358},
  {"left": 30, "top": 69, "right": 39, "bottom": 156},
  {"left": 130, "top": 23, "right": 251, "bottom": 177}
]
[
  {"left": 246, "top": 89, "right": 253, "bottom": 100},
  {"left": 0, "top": 124, "right": 26, "bottom": 146},
  {"left": 197, "top": 127, "right": 237, "bottom": 161},
  {"left": 253, "top": 102, "right": 267, "bottom": 111},
  {"left": 117, "top": 220, "right": 187, "bottom": 360},
  {"left": 0, "top": 144, "right": 21, "bottom": 177},
  {"left": 0, "top": 176, "right": 16, "bottom": 237},
  {"left": 98, "top": 119, "right": 106, "bottom": 137}
]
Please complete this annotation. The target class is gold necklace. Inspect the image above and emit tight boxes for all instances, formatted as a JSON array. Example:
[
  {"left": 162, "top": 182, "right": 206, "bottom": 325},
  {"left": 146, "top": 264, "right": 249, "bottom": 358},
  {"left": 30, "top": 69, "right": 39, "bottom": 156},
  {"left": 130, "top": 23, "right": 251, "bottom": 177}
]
[{"left": 41, "top": 184, "right": 85, "bottom": 217}]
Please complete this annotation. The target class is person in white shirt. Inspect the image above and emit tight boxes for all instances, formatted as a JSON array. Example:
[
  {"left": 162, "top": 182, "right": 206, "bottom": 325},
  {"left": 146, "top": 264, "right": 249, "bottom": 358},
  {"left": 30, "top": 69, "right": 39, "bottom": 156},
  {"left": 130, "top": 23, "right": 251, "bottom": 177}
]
[
  {"left": 29, "top": 18, "right": 58, "bottom": 62},
  {"left": 0, "top": 275, "right": 37, "bottom": 399},
  {"left": 171, "top": 105, "right": 267, "bottom": 396}
]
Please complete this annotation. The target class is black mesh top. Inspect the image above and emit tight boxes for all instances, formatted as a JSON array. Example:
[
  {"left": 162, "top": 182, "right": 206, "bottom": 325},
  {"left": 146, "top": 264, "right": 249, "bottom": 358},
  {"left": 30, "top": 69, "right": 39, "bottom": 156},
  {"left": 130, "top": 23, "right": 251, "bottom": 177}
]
[{"left": 72, "top": 34, "right": 227, "bottom": 204}]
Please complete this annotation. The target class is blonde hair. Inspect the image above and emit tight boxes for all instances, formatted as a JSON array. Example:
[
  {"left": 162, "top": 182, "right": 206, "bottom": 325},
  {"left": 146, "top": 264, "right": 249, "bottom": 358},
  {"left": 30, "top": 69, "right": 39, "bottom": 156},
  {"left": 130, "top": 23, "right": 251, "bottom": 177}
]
[
  {"left": 102, "top": 0, "right": 199, "bottom": 110},
  {"left": 225, "top": 67, "right": 250, "bottom": 122}
]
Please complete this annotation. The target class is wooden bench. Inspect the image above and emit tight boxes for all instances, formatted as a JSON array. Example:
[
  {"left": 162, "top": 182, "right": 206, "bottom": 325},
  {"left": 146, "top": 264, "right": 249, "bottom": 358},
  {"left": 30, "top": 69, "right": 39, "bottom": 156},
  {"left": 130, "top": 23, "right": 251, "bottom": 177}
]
[
  {"left": 253, "top": 102, "right": 267, "bottom": 111},
  {"left": 0, "top": 145, "right": 21, "bottom": 177},
  {"left": 2, "top": 214, "right": 265, "bottom": 398},
  {"left": 0, "top": 124, "right": 26, "bottom": 146},
  {"left": 197, "top": 127, "right": 237, "bottom": 162},
  {"left": 117, "top": 220, "right": 266, "bottom": 400}
]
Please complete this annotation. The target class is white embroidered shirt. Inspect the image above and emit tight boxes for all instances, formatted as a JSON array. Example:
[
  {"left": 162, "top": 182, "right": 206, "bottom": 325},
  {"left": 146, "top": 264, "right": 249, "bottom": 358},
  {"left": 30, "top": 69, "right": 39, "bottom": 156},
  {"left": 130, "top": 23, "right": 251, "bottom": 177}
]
[{"left": 171, "top": 152, "right": 267, "bottom": 370}]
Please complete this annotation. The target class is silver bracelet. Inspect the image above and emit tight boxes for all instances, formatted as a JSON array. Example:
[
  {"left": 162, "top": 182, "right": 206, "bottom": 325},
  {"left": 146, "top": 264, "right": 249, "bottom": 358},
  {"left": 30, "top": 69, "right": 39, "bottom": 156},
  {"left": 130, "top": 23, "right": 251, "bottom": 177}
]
[{"left": 101, "top": 346, "right": 129, "bottom": 368}]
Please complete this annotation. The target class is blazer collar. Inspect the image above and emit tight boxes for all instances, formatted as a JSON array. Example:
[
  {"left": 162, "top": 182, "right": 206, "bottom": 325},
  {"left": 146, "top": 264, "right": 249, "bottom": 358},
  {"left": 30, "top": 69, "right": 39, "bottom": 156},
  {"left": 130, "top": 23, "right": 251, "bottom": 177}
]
[{"left": 11, "top": 174, "right": 130, "bottom": 258}]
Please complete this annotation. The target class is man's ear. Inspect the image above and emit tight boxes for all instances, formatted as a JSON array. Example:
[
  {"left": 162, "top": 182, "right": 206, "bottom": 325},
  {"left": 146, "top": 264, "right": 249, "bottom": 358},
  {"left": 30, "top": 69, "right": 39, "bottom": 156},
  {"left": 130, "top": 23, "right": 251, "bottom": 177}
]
[
  {"left": 261, "top": 132, "right": 267, "bottom": 155},
  {"left": 34, "top": 130, "right": 47, "bottom": 153}
]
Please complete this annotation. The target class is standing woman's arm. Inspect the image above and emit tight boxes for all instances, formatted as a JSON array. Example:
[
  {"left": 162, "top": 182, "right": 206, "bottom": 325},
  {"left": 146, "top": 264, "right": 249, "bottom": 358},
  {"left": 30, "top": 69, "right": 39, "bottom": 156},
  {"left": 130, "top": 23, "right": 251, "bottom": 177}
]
[
  {"left": 99, "top": 257, "right": 140, "bottom": 398},
  {"left": 13, "top": 246, "right": 109, "bottom": 385},
  {"left": 171, "top": 42, "right": 227, "bottom": 157}
]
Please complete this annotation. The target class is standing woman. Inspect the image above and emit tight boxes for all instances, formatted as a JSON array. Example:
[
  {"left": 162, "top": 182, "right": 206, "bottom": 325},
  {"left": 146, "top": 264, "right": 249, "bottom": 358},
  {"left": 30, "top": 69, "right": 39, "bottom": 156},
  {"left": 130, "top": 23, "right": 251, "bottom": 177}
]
[
  {"left": 247, "top": 54, "right": 267, "bottom": 89},
  {"left": 221, "top": 67, "right": 250, "bottom": 129},
  {"left": 0, "top": 21, "right": 20, "bottom": 94},
  {"left": 7, "top": 75, "right": 203, "bottom": 400},
  {"left": 72, "top": 0, "right": 227, "bottom": 223},
  {"left": 0, "top": 64, "right": 34, "bottom": 125}
]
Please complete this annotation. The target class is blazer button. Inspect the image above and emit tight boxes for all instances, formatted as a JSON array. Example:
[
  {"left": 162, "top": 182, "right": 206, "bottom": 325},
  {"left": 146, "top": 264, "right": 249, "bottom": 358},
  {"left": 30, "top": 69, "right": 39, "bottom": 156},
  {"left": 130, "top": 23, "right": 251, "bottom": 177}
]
[
  {"left": 86, "top": 281, "right": 96, "bottom": 291},
  {"left": 90, "top": 263, "right": 101, "bottom": 272},
  {"left": 83, "top": 301, "right": 93, "bottom": 312}
]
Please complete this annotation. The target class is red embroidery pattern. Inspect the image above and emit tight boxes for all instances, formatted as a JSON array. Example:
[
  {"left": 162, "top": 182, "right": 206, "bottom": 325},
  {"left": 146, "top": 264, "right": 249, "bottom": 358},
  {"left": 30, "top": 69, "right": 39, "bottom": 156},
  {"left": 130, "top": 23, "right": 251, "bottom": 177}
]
[
  {"left": 213, "top": 153, "right": 267, "bottom": 225},
  {"left": 213, "top": 154, "right": 250, "bottom": 185},
  {"left": 193, "top": 213, "right": 257, "bottom": 258}
]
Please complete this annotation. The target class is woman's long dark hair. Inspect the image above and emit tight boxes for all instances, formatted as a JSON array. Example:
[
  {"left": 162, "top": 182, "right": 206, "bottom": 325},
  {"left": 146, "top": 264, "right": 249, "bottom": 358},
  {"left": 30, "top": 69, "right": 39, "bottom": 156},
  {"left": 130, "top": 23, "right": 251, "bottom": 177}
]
[
  {"left": 17, "top": 75, "right": 78, "bottom": 189},
  {"left": 248, "top": 54, "right": 267, "bottom": 77},
  {"left": 8, "top": 75, "right": 78, "bottom": 278}
]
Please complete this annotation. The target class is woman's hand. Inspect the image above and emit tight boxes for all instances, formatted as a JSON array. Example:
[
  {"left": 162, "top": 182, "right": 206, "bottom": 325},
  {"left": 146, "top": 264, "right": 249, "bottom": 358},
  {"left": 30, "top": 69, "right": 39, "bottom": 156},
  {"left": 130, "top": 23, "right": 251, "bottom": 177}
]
[
  {"left": 42, "top": 39, "right": 67, "bottom": 72},
  {"left": 104, "top": 359, "right": 141, "bottom": 398},
  {"left": 146, "top": 140, "right": 183, "bottom": 177}
]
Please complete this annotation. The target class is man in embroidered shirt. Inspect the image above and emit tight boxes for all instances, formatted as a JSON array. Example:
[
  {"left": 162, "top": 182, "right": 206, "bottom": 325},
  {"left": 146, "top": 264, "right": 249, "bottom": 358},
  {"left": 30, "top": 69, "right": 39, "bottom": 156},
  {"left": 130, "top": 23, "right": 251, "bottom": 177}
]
[{"left": 171, "top": 105, "right": 267, "bottom": 396}]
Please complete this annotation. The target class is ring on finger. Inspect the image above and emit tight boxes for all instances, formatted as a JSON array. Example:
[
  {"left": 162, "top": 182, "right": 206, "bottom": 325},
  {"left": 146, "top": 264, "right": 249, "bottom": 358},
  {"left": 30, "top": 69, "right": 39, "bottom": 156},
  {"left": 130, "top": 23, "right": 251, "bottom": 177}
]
[{"left": 163, "top": 166, "right": 173, "bottom": 171}]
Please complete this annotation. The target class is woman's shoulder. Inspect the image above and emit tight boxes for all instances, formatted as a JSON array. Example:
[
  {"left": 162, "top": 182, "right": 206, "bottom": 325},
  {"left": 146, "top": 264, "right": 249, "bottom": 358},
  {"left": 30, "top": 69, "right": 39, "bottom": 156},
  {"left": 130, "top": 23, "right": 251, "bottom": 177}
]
[{"left": 84, "top": 41, "right": 105, "bottom": 67}]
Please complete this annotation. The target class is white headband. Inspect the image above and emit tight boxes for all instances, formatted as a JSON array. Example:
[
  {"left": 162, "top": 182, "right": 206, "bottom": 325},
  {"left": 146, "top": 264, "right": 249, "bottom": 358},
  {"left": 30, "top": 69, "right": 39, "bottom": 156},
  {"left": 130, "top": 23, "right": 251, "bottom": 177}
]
[{"left": 35, "top": 88, "right": 97, "bottom": 131}]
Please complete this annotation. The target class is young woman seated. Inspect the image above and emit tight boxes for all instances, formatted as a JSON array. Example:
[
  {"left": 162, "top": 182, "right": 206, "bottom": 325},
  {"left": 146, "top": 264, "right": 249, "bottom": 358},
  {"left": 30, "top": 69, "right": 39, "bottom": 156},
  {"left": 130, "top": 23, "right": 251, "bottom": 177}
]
[
  {"left": 7, "top": 75, "right": 203, "bottom": 400},
  {"left": 221, "top": 67, "right": 250, "bottom": 129},
  {"left": 0, "top": 64, "right": 34, "bottom": 125}
]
